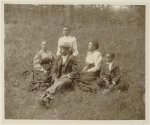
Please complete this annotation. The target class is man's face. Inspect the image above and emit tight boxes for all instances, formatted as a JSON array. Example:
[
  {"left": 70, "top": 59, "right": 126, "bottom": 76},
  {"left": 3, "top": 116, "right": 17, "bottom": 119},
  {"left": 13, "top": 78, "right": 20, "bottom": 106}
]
[
  {"left": 63, "top": 27, "right": 70, "bottom": 36},
  {"left": 41, "top": 41, "right": 47, "bottom": 51},
  {"left": 60, "top": 47, "right": 69, "bottom": 56},
  {"left": 106, "top": 54, "right": 114, "bottom": 63}
]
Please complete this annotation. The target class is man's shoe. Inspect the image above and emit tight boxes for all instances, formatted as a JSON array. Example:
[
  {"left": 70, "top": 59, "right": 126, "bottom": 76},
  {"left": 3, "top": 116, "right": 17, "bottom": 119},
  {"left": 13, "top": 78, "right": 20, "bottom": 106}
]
[
  {"left": 42, "top": 95, "right": 54, "bottom": 109},
  {"left": 44, "top": 98, "right": 51, "bottom": 109}
]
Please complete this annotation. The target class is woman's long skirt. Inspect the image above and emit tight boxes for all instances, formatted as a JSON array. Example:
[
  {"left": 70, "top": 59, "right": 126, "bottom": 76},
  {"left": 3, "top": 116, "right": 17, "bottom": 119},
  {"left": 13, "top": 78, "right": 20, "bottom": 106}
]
[{"left": 76, "top": 71, "right": 100, "bottom": 93}]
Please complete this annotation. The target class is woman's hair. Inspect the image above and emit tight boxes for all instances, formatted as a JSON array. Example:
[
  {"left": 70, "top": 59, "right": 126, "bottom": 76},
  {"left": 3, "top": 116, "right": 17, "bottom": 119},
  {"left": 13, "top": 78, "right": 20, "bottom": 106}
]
[
  {"left": 90, "top": 40, "right": 99, "bottom": 50},
  {"left": 41, "top": 40, "right": 47, "bottom": 44},
  {"left": 63, "top": 25, "right": 70, "bottom": 31}
]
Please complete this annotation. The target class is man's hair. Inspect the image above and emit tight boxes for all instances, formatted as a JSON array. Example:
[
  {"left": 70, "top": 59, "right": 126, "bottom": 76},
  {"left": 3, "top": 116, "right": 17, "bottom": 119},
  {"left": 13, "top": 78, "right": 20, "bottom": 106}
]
[
  {"left": 63, "top": 25, "right": 70, "bottom": 31},
  {"left": 91, "top": 40, "right": 99, "bottom": 50}
]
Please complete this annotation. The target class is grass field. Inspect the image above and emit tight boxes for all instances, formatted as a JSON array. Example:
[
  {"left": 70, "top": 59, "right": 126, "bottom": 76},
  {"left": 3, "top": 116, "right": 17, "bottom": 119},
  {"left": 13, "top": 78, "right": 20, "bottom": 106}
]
[{"left": 4, "top": 5, "right": 145, "bottom": 120}]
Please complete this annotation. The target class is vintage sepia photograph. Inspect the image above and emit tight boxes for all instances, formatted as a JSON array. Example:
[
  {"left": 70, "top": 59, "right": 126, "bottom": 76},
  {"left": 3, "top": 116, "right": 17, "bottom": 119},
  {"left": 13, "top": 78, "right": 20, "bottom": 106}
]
[{"left": 3, "top": 3, "right": 146, "bottom": 120}]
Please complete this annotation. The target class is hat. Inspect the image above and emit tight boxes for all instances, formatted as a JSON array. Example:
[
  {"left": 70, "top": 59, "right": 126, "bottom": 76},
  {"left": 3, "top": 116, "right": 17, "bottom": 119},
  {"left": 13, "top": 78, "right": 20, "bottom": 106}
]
[{"left": 59, "top": 42, "right": 71, "bottom": 48}]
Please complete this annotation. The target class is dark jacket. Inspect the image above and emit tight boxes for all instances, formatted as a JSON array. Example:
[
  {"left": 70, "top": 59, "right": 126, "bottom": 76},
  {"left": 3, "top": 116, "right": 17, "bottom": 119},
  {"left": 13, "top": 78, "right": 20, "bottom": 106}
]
[
  {"left": 51, "top": 55, "right": 79, "bottom": 80},
  {"left": 100, "top": 61, "right": 120, "bottom": 84}
]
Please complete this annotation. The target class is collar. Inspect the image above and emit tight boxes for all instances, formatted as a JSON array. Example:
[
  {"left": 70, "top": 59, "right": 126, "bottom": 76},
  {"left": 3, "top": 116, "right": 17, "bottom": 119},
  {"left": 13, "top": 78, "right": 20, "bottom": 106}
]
[
  {"left": 106, "top": 61, "right": 114, "bottom": 65},
  {"left": 61, "top": 55, "right": 68, "bottom": 58},
  {"left": 87, "top": 50, "right": 97, "bottom": 54},
  {"left": 41, "top": 50, "right": 48, "bottom": 53},
  {"left": 64, "top": 35, "right": 70, "bottom": 38}
]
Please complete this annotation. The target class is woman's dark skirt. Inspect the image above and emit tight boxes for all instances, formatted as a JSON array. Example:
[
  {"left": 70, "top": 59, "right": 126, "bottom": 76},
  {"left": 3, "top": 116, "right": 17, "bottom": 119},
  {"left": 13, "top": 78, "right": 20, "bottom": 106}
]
[{"left": 76, "top": 71, "right": 100, "bottom": 93}]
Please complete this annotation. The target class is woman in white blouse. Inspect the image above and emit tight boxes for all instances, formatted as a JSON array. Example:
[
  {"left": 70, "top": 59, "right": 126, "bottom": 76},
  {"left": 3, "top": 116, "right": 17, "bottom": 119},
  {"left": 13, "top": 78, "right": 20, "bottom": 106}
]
[
  {"left": 77, "top": 41, "right": 102, "bottom": 93},
  {"left": 57, "top": 26, "right": 78, "bottom": 57}
]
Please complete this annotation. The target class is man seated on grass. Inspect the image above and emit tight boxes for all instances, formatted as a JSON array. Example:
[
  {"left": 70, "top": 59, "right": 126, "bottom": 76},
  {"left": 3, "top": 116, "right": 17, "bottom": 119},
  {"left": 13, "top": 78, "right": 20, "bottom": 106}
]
[
  {"left": 97, "top": 52, "right": 129, "bottom": 94},
  {"left": 41, "top": 42, "right": 79, "bottom": 108}
]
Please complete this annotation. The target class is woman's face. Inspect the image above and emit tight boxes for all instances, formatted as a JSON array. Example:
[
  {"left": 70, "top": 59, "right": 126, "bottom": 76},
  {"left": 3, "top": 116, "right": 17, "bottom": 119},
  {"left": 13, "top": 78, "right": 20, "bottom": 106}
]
[
  {"left": 63, "top": 27, "right": 70, "bottom": 36},
  {"left": 41, "top": 42, "right": 47, "bottom": 51},
  {"left": 88, "top": 42, "right": 95, "bottom": 51}
]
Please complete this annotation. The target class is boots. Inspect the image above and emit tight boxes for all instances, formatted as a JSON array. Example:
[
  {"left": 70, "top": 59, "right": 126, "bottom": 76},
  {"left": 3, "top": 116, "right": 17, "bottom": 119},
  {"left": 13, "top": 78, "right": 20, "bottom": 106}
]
[{"left": 41, "top": 92, "right": 54, "bottom": 109}]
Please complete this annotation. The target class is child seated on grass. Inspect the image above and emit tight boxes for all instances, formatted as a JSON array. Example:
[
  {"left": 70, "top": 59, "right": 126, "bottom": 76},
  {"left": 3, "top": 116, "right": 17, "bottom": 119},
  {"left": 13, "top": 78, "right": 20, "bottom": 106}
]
[{"left": 97, "top": 52, "right": 129, "bottom": 94}]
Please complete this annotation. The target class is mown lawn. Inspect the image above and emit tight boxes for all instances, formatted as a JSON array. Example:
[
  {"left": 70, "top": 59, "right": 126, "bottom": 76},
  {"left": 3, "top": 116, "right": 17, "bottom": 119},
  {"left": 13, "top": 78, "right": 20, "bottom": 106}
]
[{"left": 4, "top": 19, "right": 145, "bottom": 119}]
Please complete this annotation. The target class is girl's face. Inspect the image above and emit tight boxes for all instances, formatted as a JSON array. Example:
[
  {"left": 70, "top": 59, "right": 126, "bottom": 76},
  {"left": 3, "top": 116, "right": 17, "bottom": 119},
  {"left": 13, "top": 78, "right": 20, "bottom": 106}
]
[
  {"left": 41, "top": 42, "right": 47, "bottom": 51},
  {"left": 88, "top": 42, "right": 95, "bottom": 52},
  {"left": 63, "top": 27, "right": 70, "bottom": 36}
]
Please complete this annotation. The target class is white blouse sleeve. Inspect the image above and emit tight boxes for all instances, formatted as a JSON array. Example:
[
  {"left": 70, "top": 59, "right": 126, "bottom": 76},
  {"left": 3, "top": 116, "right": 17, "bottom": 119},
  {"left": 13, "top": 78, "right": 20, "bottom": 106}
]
[
  {"left": 56, "top": 38, "right": 61, "bottom": 56},
  {"left": 87, "top": 52, "right": 102, "bottom": 72},
  {"left": 33, "top": 52, "right": 44, "bottom": 72},
  {"left": 72, "top": 37, "right": 79, "bottom": 57}
]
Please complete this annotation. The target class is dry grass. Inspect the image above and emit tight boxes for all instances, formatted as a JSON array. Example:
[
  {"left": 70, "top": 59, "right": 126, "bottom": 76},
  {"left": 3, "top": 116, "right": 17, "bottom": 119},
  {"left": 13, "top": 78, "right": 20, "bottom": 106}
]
[{"left": 4, "top": 6, "right": 145, "bottom": 120}]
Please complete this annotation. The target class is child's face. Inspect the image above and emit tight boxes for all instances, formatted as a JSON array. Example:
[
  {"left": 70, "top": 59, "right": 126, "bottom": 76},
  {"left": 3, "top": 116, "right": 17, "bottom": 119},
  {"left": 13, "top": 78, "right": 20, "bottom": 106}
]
[
  {"left": 106, "top": 54, "right": 114, "bottom": 63},
  {"left": 60, "top": 47, "right": 69, "bottom": 56}
]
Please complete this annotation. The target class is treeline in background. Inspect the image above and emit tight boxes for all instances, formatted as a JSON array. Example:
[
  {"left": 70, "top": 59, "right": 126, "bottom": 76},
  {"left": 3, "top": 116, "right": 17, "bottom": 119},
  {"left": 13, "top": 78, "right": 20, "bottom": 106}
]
[{"left": 5, "top": 5, "right": 145, "bottom": 27}]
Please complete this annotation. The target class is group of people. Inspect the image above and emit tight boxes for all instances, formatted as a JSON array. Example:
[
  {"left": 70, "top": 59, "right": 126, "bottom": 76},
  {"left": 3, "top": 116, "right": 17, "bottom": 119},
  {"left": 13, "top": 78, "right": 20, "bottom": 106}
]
[{"left": 25, "top": 25, "right": 129, "bottom": 109}]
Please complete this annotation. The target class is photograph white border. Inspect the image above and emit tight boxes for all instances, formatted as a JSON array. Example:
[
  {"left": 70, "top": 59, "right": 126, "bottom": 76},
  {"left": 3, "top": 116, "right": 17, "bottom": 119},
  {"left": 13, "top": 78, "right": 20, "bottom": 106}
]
[{"left": 0, "top": 0, "right": 149, "bottom": 125}]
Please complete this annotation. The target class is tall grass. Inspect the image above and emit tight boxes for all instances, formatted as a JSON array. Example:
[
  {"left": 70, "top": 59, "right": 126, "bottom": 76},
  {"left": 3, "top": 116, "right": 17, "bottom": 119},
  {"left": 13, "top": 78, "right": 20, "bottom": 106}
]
[{"left": 4, "top": 5, "right": 145, "bottom": 120}]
